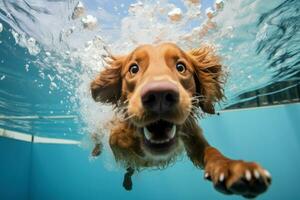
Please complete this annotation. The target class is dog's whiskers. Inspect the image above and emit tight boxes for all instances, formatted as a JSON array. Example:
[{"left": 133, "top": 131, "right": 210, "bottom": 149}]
[
  {"left": 191, "top": 96, "right": 207, "bottom": 104},
  {"left": 122, "top": 114, "right": 135, "bottom": 121}
]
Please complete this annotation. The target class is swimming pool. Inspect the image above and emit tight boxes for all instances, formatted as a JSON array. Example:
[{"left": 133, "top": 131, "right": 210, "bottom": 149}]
[{"left": 0, "top": 0, "right": 299, "bottom": 199}]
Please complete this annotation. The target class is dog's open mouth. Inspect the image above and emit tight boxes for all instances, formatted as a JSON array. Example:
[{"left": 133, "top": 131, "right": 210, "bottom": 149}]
[{"left": 142, "top": 120, "right": 177, "bottom": 153}]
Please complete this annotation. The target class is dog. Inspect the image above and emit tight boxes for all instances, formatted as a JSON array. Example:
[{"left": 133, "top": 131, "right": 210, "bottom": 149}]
[{"left": 90, "top": 43, "right": 271, "bottom": 198}]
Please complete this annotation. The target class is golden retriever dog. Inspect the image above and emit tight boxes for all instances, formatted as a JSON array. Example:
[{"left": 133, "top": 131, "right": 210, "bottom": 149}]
[{"left": 90, "top": 43, "right": 271, "bottom": 198}]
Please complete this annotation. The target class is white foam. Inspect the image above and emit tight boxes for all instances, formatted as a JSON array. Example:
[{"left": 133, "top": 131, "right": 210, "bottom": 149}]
[
  {"left": 81, "top": 15, "right": 98, "bottom": 30},
  {"left": 11, "top": 30, "right": 40, "bottom": 55}
]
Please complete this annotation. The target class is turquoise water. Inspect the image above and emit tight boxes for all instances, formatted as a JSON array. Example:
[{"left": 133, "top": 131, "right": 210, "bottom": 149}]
[
  {"left": 0, "top": 0, "right": 300, "bottom": 199},
  {"left": 1, "top": 104, "right": 300, "bottom": 199}
]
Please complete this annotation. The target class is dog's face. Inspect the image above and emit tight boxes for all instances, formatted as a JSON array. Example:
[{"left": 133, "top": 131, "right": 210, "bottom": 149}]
[{"left": 91, "top": 43, "right": 223, "bottom": 160}]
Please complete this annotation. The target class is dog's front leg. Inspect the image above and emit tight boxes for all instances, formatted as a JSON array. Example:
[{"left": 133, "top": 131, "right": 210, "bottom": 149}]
[
  {"left": 183, "top": 122, "right": 271, "bottom": 198},
  {"left": 203, "top": 146, "right": 272, "bottom": 198}
]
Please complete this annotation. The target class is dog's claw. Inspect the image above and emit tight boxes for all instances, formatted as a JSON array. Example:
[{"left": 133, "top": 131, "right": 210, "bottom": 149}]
[
  {"left": 264, "top": 169, "right": 271, "bottom": 177},
  {"left": 204, "top": 172, "right": 211, "bottom": 180},
  {"left": 264, "top": 169, "right": 272, "bottom": 183},
  {"left": 214, "top": 174, "right": 232, "bottom": 195},
  {"left": 245, "top": 170, "right": 252, "bottom": 181},
  {"left": 253, "top": 170, "right": 260, "bottom": 179},
  {"left": 219, "top": 173, "right": 225, "bottom": 182}
]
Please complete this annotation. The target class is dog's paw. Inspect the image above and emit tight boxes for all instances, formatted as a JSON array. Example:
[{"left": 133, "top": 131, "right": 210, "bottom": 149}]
[{"left": 204, "top": 160, "right": 271, "bottom": 198}]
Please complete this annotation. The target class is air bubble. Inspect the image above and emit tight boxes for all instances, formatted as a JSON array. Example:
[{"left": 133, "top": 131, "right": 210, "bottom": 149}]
[
  {"left": 25, "top": 64, "right": 29, "bottom": 71},
  {"left": 49, "top": 82, "right": 58, "bottom": 90},
  {"left": 168, "top": 8, "right": 182, "bottom": 22},
  {"left": 81, "top": 15, "right": 98, "bottom": 30},
  {"left": 39, "top": 72, "right": 45, "bottom": 79},
  {"left": 47, "top": 74, "right": 55, "bottom": 81}
]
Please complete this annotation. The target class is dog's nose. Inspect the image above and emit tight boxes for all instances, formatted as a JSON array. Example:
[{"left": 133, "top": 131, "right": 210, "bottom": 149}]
[{"left": 141, "top": 81, "right": 179, "bottom": 114}]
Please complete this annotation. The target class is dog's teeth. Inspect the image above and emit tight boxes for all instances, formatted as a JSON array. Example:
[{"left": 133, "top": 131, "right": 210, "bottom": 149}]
[
  {"left": 143, "top": 127, "right": 152, "bottom": 141},
  {"left": 167, "top": 125, "right": 176, "bottom": 139},
  {"left": 144, "top": 124, "right": 175, "bottom": 144},
  {"left": 150, "top": 139, "right": 157, "bottom": 144},
  {"left": 149, "top": 137, "right": 171, "bottom": 144}
]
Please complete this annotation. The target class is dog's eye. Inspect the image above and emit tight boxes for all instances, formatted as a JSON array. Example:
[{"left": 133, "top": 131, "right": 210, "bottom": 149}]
[
  {"left": 176, "top": 62, "right": 186, "bottom": 73},
  {"left": 129, "top": 64, "right": 139, "bottom": 75}
]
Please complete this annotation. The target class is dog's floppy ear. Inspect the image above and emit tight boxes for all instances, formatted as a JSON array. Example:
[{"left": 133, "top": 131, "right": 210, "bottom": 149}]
[
  {"left": 187, "top": 46, "right": 225, "bottom": 114},
  {"left": 90, "top": 56, "right": 124, "bottom": 105}
]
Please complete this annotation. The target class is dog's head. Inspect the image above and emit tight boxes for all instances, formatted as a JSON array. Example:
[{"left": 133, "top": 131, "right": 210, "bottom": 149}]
[{"left": 91, "top": 43, "right": 224, "bottom": 160}]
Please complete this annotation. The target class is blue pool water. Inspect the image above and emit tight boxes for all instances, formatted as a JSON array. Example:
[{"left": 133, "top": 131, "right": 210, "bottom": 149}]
[
  {"left": 0, "top": 0, "right": 300, "bottom": 199},
  {"left": 1, "top": 104, "right": 300, "bottom": 199}
]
